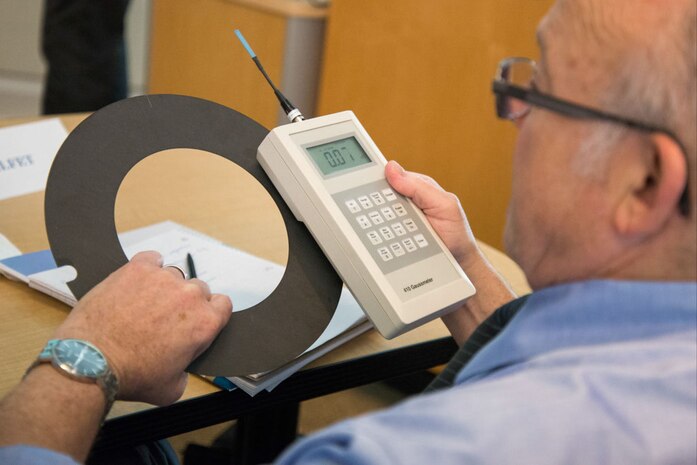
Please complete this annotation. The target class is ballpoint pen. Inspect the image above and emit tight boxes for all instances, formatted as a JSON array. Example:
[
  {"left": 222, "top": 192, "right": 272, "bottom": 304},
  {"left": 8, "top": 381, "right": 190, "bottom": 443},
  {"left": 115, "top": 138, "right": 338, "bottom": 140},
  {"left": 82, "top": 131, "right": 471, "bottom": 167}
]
[{"left": 186, "top": 253, "right": 197, "bottom": 279}]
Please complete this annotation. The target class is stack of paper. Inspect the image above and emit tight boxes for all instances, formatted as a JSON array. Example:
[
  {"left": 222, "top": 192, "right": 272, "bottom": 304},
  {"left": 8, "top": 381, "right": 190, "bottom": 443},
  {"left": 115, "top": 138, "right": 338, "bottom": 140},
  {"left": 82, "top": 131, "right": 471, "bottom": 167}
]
[
  {"left": 0, "top": 221, "right": 371, "bottom": 396},
  {"left": 0, "top": 249, "right": 56, "bottom": 282},
  {"left": 222, "top": 311, "right": 371, "bottom": 395}
]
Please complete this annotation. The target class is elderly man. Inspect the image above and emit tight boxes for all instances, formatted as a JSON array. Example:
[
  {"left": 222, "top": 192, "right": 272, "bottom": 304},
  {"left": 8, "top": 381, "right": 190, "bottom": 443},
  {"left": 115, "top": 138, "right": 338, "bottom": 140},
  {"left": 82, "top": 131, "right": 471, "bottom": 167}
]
[{"left": 1, "top": 0, "right": 695, "bottom": 463}]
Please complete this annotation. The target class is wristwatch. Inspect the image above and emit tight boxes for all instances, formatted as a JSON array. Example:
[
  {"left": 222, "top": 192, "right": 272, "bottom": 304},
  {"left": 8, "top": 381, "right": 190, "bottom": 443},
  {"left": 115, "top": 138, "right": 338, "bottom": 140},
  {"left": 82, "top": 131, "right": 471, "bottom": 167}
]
[{"left": 26, "top": 339, "right": 119, "bottom": 418}]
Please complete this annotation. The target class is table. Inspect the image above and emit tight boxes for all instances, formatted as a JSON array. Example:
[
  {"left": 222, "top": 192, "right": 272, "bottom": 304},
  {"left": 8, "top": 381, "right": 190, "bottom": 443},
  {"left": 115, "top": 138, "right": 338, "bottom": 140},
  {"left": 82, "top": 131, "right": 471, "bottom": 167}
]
[{"left": 0, "top": 114, "right": 530, "bottom": 458}]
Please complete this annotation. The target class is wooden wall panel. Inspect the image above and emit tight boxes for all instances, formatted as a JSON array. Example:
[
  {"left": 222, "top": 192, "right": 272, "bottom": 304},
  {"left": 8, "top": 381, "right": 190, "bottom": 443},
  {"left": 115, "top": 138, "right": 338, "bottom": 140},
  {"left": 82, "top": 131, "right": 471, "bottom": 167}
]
[
  {"left": 317, "top": 0, "right": 554, "bottom": 249},
  {"left": 149, "top": 0, "right": 288, "bottom": 129}
]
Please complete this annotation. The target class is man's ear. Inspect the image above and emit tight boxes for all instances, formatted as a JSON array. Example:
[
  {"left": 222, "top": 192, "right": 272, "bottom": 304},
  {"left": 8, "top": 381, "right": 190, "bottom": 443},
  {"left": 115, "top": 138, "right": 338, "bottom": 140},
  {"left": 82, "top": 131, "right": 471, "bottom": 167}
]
[{"left": 614, "top": 133, "right": 687, "bottom": 238}]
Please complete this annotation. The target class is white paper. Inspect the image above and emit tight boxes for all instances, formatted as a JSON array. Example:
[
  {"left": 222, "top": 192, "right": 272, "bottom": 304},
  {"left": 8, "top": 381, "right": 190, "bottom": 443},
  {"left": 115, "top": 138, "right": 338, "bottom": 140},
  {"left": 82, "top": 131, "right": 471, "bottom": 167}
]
[
  {"left": 27, "top": 221, "right": 287, "bottom": 312},
  {"left": 28, "top": 266, "right": 77, "bottom": 307},
  {"left": 0, "top": 119, "right": 68, "bottom": 201},
  {"left": 229, "top": 319, "right": 373, "bottom": 396},
  {"left": 121, "top": 222, "right": 284, "bottom": 311},
  {"left": 0, "top": 233, "right": 21, "bottom": 259}
]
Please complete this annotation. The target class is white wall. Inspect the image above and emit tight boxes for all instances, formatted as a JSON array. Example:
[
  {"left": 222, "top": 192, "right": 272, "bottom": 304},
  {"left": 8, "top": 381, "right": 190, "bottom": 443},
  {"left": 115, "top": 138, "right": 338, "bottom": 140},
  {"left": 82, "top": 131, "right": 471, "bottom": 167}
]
[
  {"left": 0, "top": 0, "right": 151, "bottom": 117},
  {"left": 126, "top": 0, "right": 152, "bottom": 93},
  {"left": 0, "top": 1, "right": 44, "bottom": 77}
]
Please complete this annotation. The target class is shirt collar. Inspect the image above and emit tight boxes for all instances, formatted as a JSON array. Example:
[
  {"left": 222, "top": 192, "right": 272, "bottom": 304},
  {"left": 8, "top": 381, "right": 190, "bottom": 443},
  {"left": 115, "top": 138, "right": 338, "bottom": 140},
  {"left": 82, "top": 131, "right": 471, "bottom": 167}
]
[{"left": 455, "top": 280, "right": 697, "bottom": 385}]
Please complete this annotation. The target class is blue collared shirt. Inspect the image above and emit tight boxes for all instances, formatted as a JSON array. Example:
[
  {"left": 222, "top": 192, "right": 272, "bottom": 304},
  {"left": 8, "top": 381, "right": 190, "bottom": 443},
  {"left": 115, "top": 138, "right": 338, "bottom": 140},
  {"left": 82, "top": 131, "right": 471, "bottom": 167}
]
[
  {"left": 277, "top": 280, "right": 696, "bottom": 464},
  {"left": 3, "top": 280, "right": 696, "bottom": 464}
]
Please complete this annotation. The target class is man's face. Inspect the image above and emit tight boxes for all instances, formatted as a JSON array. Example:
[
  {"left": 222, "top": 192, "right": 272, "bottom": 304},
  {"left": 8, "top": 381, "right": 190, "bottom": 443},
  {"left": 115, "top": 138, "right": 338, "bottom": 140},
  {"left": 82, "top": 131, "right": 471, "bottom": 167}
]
[{"left": 503, "top": 0, "right": 618, "bottom": 289}]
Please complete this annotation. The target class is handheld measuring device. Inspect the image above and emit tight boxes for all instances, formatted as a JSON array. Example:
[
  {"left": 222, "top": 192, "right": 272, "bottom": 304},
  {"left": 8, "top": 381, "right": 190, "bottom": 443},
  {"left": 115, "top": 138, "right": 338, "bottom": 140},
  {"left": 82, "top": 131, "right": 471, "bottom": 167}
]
[{"left": 235, "top": 30, "right": 475, "bottom": 338}]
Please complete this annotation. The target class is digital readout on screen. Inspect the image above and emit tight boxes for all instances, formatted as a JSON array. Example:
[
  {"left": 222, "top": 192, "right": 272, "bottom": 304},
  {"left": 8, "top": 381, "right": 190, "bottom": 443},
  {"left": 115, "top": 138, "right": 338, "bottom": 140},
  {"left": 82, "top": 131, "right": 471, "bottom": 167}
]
[{"left": 305, "top": 136, "right": 372, "bottom": 176}]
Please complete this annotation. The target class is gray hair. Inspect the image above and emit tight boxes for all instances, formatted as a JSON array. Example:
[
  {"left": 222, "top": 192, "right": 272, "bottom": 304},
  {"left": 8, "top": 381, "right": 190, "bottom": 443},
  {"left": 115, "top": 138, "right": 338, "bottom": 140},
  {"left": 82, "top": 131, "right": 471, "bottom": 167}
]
[
  {"left": 601, "top": 4, "right": 697, "bottom": 159},
  {"left": 562, "top": 0, "right": 696, "bottom": 189}
]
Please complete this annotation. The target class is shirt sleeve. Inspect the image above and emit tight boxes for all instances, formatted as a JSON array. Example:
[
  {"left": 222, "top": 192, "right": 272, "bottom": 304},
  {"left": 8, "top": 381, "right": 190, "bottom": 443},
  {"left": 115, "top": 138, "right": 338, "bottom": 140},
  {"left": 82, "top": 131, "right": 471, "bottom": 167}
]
[{"left": 0, "top": 445, "right": 80, "bottom": 465}]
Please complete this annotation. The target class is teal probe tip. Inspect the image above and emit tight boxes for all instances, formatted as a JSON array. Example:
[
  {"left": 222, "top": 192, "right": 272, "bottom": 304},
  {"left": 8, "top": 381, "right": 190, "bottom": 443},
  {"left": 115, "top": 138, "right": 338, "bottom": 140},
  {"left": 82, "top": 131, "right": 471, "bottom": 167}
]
[{"left": 234, "top": 29, "right": 256, "bottom": 58}]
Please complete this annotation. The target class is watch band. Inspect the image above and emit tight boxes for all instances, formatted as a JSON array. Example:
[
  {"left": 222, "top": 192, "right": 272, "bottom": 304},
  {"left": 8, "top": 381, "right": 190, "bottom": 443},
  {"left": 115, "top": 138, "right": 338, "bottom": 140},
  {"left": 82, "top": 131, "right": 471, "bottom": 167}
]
[
  {"left": 25, "top": 339, "right": 119, "bottom": 420},
  {"left": 36, "top": 338, "right": 58, "bottom": 361},
  {"left": 97, "top": 367, "right": 119, "bottom": 416}
]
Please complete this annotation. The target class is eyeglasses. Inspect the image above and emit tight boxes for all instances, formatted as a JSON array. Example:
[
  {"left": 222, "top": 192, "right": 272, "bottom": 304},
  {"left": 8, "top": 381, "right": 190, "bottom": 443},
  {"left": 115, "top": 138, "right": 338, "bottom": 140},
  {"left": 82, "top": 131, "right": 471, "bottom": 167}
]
[{"left": 492, "top": 57, "right": 690, "bottom": 216}]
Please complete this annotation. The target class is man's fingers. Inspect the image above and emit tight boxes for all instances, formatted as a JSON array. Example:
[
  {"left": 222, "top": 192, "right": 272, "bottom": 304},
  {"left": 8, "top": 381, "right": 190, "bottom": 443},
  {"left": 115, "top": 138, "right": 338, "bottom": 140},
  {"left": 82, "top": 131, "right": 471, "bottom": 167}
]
[
  {"left": 209, "top": 294, "right": 233, "bottom": 328},
  {"left": 188, "top": 278, "right": 212, "bottom": 300},
  {"left": 130, "top": 250, "right": 164, "bottom": 266},
  {"left": 385, "top": 160, "right": 450, "bottom": 212},
  {"left": 188, "top": 294, "right": 232, "bottom": 360},
  {"left": 385, "top": 160, "right": 414, "bottom": 196}
]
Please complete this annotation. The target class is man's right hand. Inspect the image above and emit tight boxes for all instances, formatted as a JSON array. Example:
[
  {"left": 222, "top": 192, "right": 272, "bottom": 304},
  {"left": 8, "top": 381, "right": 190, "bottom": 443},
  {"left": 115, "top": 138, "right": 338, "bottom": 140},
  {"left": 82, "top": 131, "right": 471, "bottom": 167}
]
[
  {"left": 52, "top": 251, "right": 232, "bottom": 406},
  {"left": 385, "top": 160, "right": 482, "bottom": 269},
  {"left": 385, "top": 160, "right": 516, "bottom": 345}
]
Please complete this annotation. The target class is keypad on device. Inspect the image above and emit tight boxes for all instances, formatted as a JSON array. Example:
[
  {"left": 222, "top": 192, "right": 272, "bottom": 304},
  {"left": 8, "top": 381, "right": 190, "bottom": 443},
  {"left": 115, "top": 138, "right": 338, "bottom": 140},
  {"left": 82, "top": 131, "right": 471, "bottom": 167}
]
[{"left": 336, "top": 182, "right": 437, "bottom": 273}]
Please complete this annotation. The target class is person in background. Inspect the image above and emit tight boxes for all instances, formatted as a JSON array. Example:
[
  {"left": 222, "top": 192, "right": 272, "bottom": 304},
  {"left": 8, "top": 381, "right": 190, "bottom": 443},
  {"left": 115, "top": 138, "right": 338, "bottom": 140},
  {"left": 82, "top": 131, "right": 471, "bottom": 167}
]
[
  {"left": 42, "top": 0, "right": 130, "bottom": 114},
  {"left": 0, "top": 0, "right": 695, "bottom": 463}
]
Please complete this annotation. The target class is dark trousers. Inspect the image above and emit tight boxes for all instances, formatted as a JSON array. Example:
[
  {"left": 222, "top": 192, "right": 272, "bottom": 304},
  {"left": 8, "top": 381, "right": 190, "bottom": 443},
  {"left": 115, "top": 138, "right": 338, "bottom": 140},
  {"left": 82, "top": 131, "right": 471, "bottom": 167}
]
[{"left": 42, "top": 0, "right": 130, "bottom": 114}]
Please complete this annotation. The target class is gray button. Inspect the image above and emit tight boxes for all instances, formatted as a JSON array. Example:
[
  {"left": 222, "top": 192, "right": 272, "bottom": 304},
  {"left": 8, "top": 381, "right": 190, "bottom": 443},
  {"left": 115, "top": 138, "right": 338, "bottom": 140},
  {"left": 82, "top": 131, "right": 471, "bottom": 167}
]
[
  {"left": 414, "top": 233, "right": 428, "bottom": 248},
  {"left": 382, "top": 188, "right": 397, "bottom": 202},
  {"left": 377, "top": 247, "right": 393, "bottom": 261},
  {"left": 358, "top": 196, "right": 373, "bottom": 209},
  {"left": 367, "top": 230, "right": 382, "bottom": 245},
  {"left": 393, "top": 203, "right": 407, "bottom": 217},
  {"left": 345, "top": 199, "right": 361, "bottom": 213},
  {"left": 368, "top": 211, "right": 384, "bottom": 225},
  {"left": 379, "top": 226, "right": 395, "bottom": 240},
  {"left": 389, "top": 242, "right": 406, "bottom": 257},
  {"left": 381, "top": 207, "right": 396, "bottom": 220},
  {"left": 391, "top": 223, "right": 407, "bottom": 236},
  {"left": 403, "top": 218, "right": 418, "bottom": 232},
  {"left": 356, "top": 215, "right": 371, "bottom": 229},
  {"left": 369, "top": 192, "right": 386, "bottom": 205},
  {"left": 402, "top": 238, "right": 418, "bottom": 252}
]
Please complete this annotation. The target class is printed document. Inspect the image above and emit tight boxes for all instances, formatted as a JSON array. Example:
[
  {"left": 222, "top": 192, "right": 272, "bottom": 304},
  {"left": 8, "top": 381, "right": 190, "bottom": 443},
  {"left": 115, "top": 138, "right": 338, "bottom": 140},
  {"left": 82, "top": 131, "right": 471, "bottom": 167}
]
[{"left": 0, "top": 119, "right": 68, "bottom": 201}]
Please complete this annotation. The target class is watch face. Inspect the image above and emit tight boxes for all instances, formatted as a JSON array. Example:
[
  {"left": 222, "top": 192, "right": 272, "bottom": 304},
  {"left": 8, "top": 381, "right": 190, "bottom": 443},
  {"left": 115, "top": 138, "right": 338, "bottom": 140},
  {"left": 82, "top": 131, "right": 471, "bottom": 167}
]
[{"left": 53, "top": 339, "right": 108, "bottom": 378}]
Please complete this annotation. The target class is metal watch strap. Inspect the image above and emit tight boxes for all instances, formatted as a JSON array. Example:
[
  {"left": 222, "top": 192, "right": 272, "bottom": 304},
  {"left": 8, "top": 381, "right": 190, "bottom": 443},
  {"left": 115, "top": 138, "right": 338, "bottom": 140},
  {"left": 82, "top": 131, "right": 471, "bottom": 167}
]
[
  {"left": 37, "top": 339, "right": 58, "bottom": 361},
  {"left": 24, "top": 339, "right": 60, "bottom": 376},
  {"left": 96, "top": 368, "right": 119, "bottom": 416},
  {"left": 25, "top": 339, "right": 119, "bottom": 420}
]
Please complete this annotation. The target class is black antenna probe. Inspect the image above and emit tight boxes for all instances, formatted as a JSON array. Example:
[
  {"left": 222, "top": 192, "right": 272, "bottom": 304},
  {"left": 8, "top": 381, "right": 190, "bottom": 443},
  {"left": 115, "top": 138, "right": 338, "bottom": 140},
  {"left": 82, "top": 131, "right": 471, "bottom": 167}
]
[{"left": 234, "top": 29, "right": 305, "bottom": 123}]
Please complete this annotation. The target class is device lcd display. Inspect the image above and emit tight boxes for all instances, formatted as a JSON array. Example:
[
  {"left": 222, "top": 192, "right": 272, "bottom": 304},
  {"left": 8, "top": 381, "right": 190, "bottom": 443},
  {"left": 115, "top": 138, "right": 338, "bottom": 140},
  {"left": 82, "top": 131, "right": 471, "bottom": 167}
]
[{"left": 305, "top": 136, "right": 372, "bottom": 176}]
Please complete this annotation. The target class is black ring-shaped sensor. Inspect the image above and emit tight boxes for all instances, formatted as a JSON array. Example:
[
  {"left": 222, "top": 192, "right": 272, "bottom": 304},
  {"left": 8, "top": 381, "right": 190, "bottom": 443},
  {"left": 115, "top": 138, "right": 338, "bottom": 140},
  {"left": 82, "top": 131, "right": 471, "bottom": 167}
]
[{"left": 44, "top": 95, "right": 342, "bottom": 376}]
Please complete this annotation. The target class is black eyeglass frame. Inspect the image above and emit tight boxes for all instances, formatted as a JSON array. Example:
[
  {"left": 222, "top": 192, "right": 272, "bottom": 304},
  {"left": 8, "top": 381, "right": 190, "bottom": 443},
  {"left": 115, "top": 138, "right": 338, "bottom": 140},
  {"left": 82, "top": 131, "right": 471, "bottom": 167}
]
[{"left": 492, "top": 57, "right": 690, "bottom": 216}]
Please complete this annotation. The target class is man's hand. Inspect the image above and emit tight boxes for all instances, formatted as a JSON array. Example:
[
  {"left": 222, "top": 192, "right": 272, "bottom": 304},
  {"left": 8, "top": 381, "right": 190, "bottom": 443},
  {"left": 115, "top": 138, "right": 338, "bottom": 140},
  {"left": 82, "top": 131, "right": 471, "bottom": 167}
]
[
  {"left": 385, "top": 161, "right": 516, "bottom": 345},
  {"left": 385, "top": 160, "right": 480, "bottom": 268},
  {"left": 53, "top": 251, "right": 232, "bottom": 406},
  {"left": 0, "top": 251, "right": 231, "bottom": 461}
]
